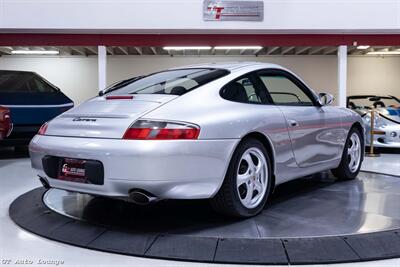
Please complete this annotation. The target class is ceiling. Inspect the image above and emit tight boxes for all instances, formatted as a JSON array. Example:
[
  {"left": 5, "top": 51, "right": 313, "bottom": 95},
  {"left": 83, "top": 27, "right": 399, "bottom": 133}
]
[{"left": 0, "top": 46, "right": 399, "bottom": 56}]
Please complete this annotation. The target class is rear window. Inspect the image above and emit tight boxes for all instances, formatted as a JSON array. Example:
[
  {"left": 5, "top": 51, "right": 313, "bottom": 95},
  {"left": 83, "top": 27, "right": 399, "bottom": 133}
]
[
  {"left": 0, "top": 71, "right": 57, "bottom": 93},
  {"left": 107, "top": 68, "right": 229, "bottom": 96}
]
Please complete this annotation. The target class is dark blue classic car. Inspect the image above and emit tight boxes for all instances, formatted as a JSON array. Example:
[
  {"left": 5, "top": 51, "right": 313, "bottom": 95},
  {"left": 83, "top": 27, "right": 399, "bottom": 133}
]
[{"left": 0, "top": 70, "right": 73, "bottom": 146}]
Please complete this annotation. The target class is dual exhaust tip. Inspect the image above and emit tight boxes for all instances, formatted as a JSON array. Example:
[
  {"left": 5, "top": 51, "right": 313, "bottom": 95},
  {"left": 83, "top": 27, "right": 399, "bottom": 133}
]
[
  {"left": 129, "top": 189, "right": 159, "bottom": 205},
  {"left": 39, "top": 176, "right": 157, "bottom": 206}
]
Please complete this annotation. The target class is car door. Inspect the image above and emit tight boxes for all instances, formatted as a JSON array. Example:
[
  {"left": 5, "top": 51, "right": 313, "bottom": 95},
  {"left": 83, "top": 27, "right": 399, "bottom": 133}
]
[
  {"left": 220, "top": 72, "right": 303, "bottom": 184},
  {"left": 256, "top": 69, "right": 343, "bottom": 168}
]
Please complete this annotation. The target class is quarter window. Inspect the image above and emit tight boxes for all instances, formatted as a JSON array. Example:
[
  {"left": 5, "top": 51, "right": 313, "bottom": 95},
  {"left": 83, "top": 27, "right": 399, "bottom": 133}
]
[
  {"left": 259, "top": 75, "right": 314, "bottom": 106},
  {"left": 221, "top": 76, "right": 265, "bottom": 104}
]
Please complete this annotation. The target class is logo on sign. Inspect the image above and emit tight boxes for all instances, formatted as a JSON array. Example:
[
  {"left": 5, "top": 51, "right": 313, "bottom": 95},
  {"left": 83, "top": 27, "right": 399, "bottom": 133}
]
[
  {"left": 203, "top": 0, "right": 264, "bottom": 21},
  {"left": 206, "top": 4, "right": 225, "bottom": 20}
]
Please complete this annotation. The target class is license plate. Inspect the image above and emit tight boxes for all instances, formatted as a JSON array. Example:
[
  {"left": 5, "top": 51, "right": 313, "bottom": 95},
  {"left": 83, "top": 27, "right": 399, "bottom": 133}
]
[{"left": 58, "top": 158, "right": 87, "bottom": 183}]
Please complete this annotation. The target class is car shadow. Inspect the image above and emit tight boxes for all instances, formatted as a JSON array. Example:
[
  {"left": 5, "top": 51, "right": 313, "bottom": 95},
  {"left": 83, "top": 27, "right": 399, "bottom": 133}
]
[
  {"left": 0, "top": 146, "right": 29, "bottom": 160},
  {"left": 365, "top": 147, "right": 400, "bottom": 154},
  {"left": 69, "top": 172, "right": 338, "bottom": 235}
]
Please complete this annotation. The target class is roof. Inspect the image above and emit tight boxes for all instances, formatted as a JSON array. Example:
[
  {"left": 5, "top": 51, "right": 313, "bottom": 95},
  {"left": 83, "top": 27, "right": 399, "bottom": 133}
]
[
  {"left": 0, "top": 70, "right": 35, "bottom": 74},
  {"left": 169, "top": 62, "right": 284, "bottom": 71}
]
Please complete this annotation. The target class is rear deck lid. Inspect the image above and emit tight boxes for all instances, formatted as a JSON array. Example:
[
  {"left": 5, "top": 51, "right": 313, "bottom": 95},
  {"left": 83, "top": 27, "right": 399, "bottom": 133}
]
[{"left": 44, "top": 94, "right": 177, "bottom": 138}]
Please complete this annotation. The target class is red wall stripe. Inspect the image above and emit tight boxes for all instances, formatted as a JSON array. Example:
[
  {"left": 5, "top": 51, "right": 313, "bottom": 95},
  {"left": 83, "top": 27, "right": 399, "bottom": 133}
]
[{"left": 1, "top": 33, "right": 400, "bottom": 46}]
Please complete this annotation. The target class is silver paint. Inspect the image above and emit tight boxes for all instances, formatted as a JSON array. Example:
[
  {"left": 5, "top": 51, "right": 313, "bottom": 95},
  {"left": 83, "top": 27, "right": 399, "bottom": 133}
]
[{"left": 30, "top": 62, "right": 364, "bottom": 200}]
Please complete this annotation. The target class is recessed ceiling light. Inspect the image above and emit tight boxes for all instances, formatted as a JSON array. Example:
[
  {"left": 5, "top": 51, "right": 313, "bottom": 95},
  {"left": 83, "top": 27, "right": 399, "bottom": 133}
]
[
  {"left": 11, "top": 50, "right": 59, "bottom": 55},
  {"left": 163, "top": 46, "right": 212, "bottom": 50},
  {"left": 214, "top": 46, "right": 262, "bottom": 50},
  {"left": 367, "top": 51, "right": 400, "bottom": 55},
  {"left": 356, "top": 45, "right": 370, "bottom": 50}
]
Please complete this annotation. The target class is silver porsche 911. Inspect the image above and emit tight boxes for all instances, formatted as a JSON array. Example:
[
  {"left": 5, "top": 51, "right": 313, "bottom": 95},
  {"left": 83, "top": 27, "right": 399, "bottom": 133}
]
[
  {"left": 30, "top": 62, "right": 364, "bottom": 217},
  {"left": 348, "top": 95, "right": 400, "bottom": 148}
]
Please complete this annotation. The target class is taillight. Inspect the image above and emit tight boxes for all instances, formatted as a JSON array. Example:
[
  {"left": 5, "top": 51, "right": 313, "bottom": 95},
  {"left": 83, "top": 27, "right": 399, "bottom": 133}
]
[
  {"left": 38, "top": 123, "right": 49, "bottom": 135},
  {"left": 123, "top": 120, "right": 200, "bottom": 140},
  {"left": 0, "top": 110, "right": 12, "bottom": 139},
  {"left": 2, "top": 113, "right": 10, "bottom": 122}
]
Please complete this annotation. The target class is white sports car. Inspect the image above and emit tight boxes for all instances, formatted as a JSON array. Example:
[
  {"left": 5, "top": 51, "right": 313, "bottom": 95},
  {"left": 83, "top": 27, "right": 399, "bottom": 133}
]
[
  {"left": 30, "top": 62, "right": 364, "bottom": 217},
  {"left": 348, "top": 95, "right": 400, "bottom": 148}
]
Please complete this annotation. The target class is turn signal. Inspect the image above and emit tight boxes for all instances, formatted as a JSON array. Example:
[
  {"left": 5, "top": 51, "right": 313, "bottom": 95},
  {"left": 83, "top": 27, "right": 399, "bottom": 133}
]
[
  {"left": 123, "top": 120, "right": 200, "bottom": 140},
  {"left": 38, "top": 123, "right": 49, "bottom": 135}
]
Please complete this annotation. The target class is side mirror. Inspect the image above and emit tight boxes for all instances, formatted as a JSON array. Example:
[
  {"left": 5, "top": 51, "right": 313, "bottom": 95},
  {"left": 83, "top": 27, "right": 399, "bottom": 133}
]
[{"left": 318, "top": 93, "right": 334, "bottom": 106}]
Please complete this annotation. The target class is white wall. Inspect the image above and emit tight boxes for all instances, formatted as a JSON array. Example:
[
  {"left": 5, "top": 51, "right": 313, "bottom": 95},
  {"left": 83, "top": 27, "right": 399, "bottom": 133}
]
[
  {"left": 107, "top": 55, "right": 338, "bottom": 98},
  {"left": 348, "top": 56, "right": 400, "bottom": 96},
  {"left": 1, "top": 0, "right": 399, "bottom": 32},
  {"left": 0, "top": 56, "right": 98, "bottom": 104},
  {"left": 1, "top": 55, "right": 399, "bottom": 104}
]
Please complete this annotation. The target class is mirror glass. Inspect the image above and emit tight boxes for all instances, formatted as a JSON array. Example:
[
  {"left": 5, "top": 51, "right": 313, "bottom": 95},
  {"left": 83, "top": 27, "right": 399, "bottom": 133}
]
[{"left": 319, "top": 93, "right": 334, "bottom": 106}]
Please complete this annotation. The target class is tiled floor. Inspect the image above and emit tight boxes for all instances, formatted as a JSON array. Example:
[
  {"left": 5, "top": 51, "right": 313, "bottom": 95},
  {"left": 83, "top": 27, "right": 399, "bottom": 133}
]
[
  {"left": 1, "top": 147, "right": 400, "bottom": 267},
  {"left": 362, "top": 153, "right": 400, "bottom": 177}
]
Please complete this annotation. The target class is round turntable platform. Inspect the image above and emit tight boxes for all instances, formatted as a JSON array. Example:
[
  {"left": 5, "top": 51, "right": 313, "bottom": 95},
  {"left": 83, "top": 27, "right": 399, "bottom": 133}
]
[{"left": 10, "top": 172, "right": 400, "bottom": 264}]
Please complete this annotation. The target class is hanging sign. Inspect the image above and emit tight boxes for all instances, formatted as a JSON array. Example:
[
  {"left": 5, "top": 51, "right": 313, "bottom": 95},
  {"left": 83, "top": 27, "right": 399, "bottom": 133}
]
[{"left": 203, "top": 0, "right": 264, "bottom": 21}]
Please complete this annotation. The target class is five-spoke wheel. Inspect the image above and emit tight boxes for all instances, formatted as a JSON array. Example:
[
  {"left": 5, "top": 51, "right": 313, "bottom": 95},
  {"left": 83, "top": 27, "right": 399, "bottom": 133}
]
[
  {"left": 332, "top": 127, "right": 364, "bottom": 180},
  {"left": 211, "top": 138, "right": 272, "bottom": 217},
  {"left": 236, "top": 148, "right": 268, "bottom": 209},
  {"left": 348, "top": 132, "right": 362, "bottom": 173}
]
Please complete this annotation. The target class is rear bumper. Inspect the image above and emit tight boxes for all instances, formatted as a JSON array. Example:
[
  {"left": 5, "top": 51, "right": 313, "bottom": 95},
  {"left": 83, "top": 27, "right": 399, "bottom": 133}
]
[{"left": 29, "top": 135, "right": 239, "bottom": 199}]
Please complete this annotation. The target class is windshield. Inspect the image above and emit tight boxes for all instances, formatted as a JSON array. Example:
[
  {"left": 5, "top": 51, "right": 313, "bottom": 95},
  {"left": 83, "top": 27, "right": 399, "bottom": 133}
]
[
  {"left": 348, "top": 96, "right": 400, "bottom": 109},
  {"left": 107, "top": 68, "right": 229, "bottom": 96}
]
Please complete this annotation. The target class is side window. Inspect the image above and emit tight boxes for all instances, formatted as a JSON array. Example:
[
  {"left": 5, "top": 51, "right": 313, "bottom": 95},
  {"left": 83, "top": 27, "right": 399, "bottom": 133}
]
[
  {"left": 259, "top": 74, "right": 314, "bottom": 106},
  {"left": 0, "top": 72, "right": 56, "bottom": 93},
  {"left": 221, "top": 75, "right": 265, "bottom": 104},
  {"left": 0, "top": 73, "right": 29, "bottom": 92},
  {"left": 31, "top": 77, "right": 56, "bottom": 93}
]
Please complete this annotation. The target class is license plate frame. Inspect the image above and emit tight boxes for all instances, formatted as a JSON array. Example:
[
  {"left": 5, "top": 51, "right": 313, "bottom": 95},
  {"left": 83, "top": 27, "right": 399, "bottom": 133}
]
[{"left": 58, "top": 158, "right": 87, "bottom": 183}]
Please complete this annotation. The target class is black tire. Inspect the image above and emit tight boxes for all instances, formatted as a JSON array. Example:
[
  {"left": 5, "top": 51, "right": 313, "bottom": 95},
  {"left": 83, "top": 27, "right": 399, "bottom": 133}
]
[
  {"left": 210, "top": 138, "right": 272, "bottom": 217},
  {"left": 331, "top": 127, "right": 364, "bottom": 180}
]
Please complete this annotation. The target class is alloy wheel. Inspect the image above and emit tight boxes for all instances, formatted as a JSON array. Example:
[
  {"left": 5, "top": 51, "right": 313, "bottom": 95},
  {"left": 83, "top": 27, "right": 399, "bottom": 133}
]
[
  {"left": 348, "top": 133, "right": 362, "bottom": 173},
  {"left": 236, "top": 147, "right": 268, "bottom": 209}
]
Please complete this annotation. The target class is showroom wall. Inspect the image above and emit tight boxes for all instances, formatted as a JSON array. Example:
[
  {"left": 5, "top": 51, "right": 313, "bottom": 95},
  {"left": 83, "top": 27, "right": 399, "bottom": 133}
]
[
  {"left": 107, "top": 56, "right": 337, "bottom": 98},
  {"left": 0, "top": 55, "right": 399, "bottom": 104},
  {"left": 1, "top": 0, "right": 399, "bottom": 32},
  {"left": 348, "top": 56, "right": 400, "bottom": 97},
  {"left": 0, "top": 56, "right": 97, "bottom": 103}
]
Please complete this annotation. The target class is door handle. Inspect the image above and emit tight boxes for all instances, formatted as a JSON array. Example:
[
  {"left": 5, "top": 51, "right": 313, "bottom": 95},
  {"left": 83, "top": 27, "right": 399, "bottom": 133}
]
[{"left": 288, "top": 119, "right": 299, "bottom": 127}]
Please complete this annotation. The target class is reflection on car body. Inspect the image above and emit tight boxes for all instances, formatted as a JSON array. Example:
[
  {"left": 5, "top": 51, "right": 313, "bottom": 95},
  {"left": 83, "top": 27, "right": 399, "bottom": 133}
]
[{"left": 30, "top": 62, "right": 364, "bottom": 217}]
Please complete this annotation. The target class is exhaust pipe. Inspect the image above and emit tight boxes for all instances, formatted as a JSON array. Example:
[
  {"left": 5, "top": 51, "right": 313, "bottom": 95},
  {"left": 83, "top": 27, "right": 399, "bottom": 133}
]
[
  {"left": 38, "top": 176, "right": 50, "bottom": 189},
  {"left": 129, "top": 190, "right": 158, "bottom": 205}
]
